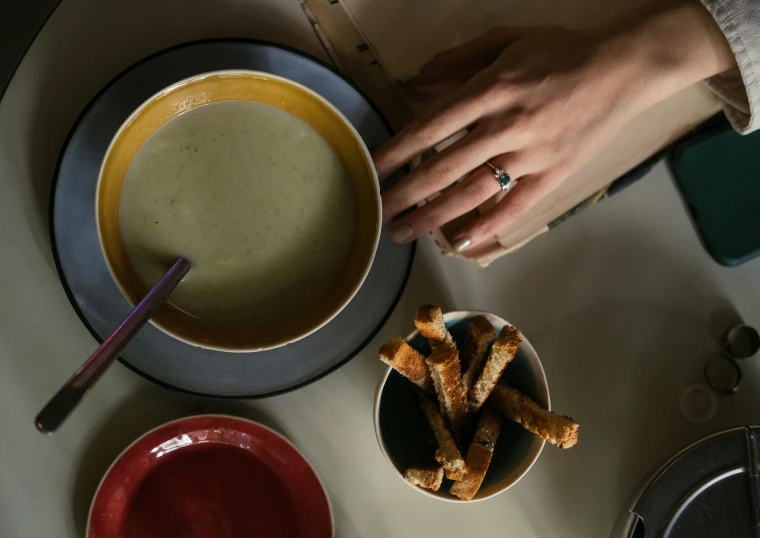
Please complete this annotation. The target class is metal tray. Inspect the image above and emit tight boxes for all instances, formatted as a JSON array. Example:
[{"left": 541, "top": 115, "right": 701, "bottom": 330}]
[{"left": 613, "top": 426, "right": 760, "bottom": 538}]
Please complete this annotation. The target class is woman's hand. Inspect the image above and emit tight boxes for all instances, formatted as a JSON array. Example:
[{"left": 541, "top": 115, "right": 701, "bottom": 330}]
[{"left": 374, "top": 0, "right": 736, "bottom": 252}]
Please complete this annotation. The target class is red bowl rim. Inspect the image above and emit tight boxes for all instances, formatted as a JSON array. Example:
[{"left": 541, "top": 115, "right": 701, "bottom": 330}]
[{"left": 86, "top": 413, "right": 334, "bottom": 537}]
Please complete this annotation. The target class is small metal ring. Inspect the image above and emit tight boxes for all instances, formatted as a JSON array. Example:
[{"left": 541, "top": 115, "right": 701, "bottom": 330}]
[
  {"left": 704, "top": 354, "right": 742, "bottom": 395},
  {"left": 721, "top": 324, "right": 760, "bottom": 359},
  {"left": 485, "top": 161, "right": 516, "bottom": 192},
  {"left": 678, "top": 384, "right": 718, "bottom": 423}
]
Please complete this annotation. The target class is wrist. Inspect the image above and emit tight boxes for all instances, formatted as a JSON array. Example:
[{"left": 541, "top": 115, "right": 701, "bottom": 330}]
[{"left": 588, "top": 0, "right": 736, "bottom": 112}]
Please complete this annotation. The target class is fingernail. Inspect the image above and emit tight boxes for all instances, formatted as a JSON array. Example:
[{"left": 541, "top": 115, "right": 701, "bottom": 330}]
[
  {"left": 391, "top": 224, "right": 414, "bottom": 243},
  {"left": 453, "top": 238, "right": 471, "bottom": 252}
]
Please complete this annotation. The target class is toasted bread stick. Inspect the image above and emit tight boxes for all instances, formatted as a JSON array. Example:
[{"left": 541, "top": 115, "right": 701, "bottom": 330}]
[
  {"left": 425, "top": 342, "right": 469, "bottom": 438},
  {"left": 379, "top": 338, "right": 432, "bottom": 391},
  {"left": 450, "top": 408, "right": 501, "bottom": 501},
  {"left": 404, "top": 447, "right": 445, "bottom": 491},
  {"left": 415, "top": 305, "right": 453, "bottom": 349},
  {"left": 404, "top": 464, "right": 444, "bottom": 491},
  {"left": 469, "top": 325, "right": 522, "bottom": 412},
  {"left": 461, "top": 316, "right": 497, "bottom": 392},
  {"left": 417, "top": 392, "right": 466, "bottom": 481},
  {"left": 489, "top": 383, "right": 579, "bottom": 448}
]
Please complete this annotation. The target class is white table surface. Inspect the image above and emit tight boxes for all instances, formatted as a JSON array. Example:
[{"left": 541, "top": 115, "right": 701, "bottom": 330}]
[{"left": 1, "top": 1, "right": 759, "bottom": 537}]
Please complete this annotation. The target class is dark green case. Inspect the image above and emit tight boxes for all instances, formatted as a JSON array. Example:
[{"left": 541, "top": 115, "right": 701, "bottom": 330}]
[{"left": 668, "top": 123, "right": 760, "bottom": 266}]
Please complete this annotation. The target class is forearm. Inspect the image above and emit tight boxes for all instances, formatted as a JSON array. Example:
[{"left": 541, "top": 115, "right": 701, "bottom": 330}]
[{"left": 588, "top": 0, "right": 736, "bottom": 113}]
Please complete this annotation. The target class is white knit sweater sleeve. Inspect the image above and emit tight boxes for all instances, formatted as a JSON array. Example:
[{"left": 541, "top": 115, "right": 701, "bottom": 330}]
[{"left": 699, "top": 0, "right": 760, "bottom": 133}]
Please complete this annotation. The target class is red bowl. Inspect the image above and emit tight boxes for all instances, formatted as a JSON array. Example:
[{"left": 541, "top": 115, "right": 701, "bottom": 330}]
[{"left": 87, "top": 415, "right": 333, "bottom": 538}]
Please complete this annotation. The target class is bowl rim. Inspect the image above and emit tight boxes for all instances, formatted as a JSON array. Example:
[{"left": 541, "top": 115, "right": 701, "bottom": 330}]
[
  {"left": 94, "top": 69, "right": 381, "bottom": 353},
  {"left": 373, "top": 310, "right": 550, "bottom": 503},
  {"left": 85, "top": 414, "right": 335, "bottom": 538}
]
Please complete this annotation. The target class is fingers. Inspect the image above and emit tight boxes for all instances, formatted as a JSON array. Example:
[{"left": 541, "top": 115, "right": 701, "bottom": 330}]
[
  {"left": 374, "top": 29, "right": 524, "bottom": 181},
  {"left": 404, "top": 28, "right": 523, "bottom": 95},
  {"left": 386, "top": 153, "right": 526, "bottom": 244},
  {"left": 451, "top": 173, "right": 562, "bottom": 250},
  {"left": 373, "top": 93, "right": 486, "bottom": 181},
  {"left": 381, "top": 126, "right": 511, "bottom": 223}
]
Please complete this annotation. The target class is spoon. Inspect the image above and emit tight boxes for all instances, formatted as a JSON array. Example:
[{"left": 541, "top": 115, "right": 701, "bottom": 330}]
[{"left": 35, "top": 257, "right": 191, "bottom": 434}]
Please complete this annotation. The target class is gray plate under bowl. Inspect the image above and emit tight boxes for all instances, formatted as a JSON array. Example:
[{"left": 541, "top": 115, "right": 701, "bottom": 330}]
[{"left": 51, "top": 39, "right": 414, "bottom": 398}]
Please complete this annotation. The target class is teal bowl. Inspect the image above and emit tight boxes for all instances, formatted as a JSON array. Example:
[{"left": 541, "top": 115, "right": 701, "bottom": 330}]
[{"left": 373, "top": 311, "right": 550, "bottom": 502}]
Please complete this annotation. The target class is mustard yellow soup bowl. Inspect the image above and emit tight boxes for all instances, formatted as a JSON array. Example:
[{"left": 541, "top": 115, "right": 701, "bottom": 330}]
[{"left": 96, "top": 70, "right": 380, "bottom": 352}]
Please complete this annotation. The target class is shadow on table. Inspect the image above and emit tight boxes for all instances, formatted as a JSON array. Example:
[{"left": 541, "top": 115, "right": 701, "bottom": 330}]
[
  {"left": 70, "top": 387, "right": 283, "bottom": 536},
  {"left": 320, "top": 236, "right": 456, "bottom": 406},
  {"left": 709, "top": 307, "right": 744, "bottom": 341},
  {"left": 468, "top": 227, "right": 746, "bottom": 535}
]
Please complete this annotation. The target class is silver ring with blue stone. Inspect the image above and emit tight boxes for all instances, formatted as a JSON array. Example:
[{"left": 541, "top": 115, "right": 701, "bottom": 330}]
[{"left": 485, "top": 161, "right": 516, "bottom": 192}]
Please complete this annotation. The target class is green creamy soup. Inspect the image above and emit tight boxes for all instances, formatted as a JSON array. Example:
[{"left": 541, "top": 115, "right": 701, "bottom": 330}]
[{"left": 119, "top": 101, "right": 356, "bottom": 329}]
